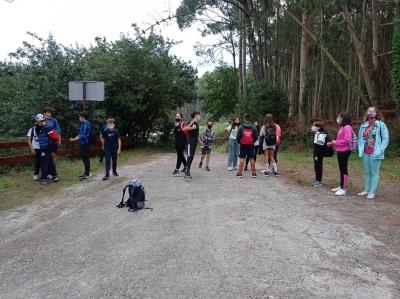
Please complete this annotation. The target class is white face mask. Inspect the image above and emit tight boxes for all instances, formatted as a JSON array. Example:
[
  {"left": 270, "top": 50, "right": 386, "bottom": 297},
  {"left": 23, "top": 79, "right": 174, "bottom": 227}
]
[
  {"left": 108, "top": 125, "right": 115, "bottom": 130},
  {"left": 336, "top": 118, "right": 342, "bottom": 125},
  {"left": 311, "top": 126, "right": 318, "bottom": 133}
]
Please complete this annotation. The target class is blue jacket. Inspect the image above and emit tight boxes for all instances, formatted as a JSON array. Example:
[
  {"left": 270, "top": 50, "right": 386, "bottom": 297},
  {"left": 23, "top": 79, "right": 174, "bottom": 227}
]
[
  {"left": 79, "top": 120, "right": 91, "bottom": 146},
  {"left": 38, "top": 123, "right": 54, "bottom": 150},
  {"left": 47, "top": 117, "right": 61, "bottom": 134},
  {"left": 358, "top": 120, "right": 389, "bottom": 160}
]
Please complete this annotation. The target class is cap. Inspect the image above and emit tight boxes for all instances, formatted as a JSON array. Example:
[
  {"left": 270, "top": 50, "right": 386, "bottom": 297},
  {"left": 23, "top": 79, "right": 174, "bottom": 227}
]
[{"left": 35, "top": 114, "right": 46, "bottom": 122}]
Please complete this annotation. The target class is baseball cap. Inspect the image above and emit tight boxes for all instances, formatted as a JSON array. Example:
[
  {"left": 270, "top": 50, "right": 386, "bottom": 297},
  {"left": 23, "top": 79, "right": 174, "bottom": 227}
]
[{"left": 35, "top": 114, "right": 46, "bottom": 122}]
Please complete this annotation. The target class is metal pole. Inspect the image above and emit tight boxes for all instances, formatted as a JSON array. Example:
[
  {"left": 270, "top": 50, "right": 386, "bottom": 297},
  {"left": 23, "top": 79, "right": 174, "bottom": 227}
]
[{"left": 82, "top": 82, "right": 87, "bottom": 111}]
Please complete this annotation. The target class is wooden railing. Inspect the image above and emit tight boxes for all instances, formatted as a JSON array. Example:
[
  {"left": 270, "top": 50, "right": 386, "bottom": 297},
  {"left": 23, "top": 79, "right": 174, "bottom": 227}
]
[{"left": 0, "top": 137, "right": 136, "bottom": 165}]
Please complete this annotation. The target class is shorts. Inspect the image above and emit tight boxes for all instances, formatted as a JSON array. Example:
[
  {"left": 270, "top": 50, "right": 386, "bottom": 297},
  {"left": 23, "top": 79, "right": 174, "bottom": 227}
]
[
  {"left": 263, "top": 144, "right": 276, "bottom": 151},
  {"left": 239, "top": 144, "right": 255, "bottom": 159},
  {"left": 201, "top": 147, "right": 212, "bottom": 155}
]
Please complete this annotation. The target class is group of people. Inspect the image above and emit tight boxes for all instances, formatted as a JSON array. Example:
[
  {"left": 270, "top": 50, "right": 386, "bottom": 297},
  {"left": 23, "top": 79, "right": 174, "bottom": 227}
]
[
  {"left": 311, "top": 106, "right": 389, "bottom": 199},
  {"left": 173, "top": 111, "right": 282, "bottom": 179},
  {"left": 27, "top": 108, "right": 122, "bottom": 184},
  {"left": 174, "top": 107, "right": 389, "bottom": 199}
]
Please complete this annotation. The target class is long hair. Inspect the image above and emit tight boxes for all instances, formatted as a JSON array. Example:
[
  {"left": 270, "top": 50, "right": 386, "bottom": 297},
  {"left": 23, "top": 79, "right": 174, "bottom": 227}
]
[
  {"left": 338, "top": 112, "right": 351, "bottom": 126},
  {"left": 364, "top": 106, "right": 383, "bottom": 121},
  {"left": 231, "top": 117, "right": 240, "bottom": 129},
  {"left": 264, "top": 113, "right": 274, "bottom": 126}
]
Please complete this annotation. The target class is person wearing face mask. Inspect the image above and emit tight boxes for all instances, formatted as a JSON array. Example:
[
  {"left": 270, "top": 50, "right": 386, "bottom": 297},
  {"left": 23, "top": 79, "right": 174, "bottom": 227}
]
[
  {"left": 100, "top": 118, "right": 122, "bottom": 181},
  {"left": 311, "top": 121, "right": 328, "bottom": 187},
  {"left": 173, "top": 112, "right": 188, "bottom": 175},
  {"left": 327, "top": 112, "right": 353, "bottom": 196},
  {"left": 357, "top": 107, "right": 389, "bottom": 199},
  {"left": 224, "top": 117, "right": 241, "bottom": 171},
  {"left": 182, "top": 111, "right": 201, "bottom": 179},
  {"left": 199, "top": 120, "right": 216, "bottom": 171}
]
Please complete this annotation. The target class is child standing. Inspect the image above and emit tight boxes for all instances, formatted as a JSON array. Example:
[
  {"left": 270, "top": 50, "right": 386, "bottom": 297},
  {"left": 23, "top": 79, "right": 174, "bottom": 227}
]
[
  {"left": 244, "top": 121, "right": 260, "bottom": 171},
  {"left": 224, "top": 118, "right": 240, "bottom": 171},
  {"left": 260, "top": 114, "right": 278, "bottom": 176},
  {"left": 236, "top": 113, "right": 258, "bottom": 178},
  {"left": 199, "top": 120, "right": 216, "bottom": 171},
  {"left": 311, "top": 122, "right": 327, "bottom": 187},
  {"left": 27, "top": 116, "right": 41, "bottom": 181},
  {"left": 182, "top": 111, "right": 201, "bottom": 179},
  {"left": 43, "top": 107, "right": 61, "bottom": 171},
  {"left": 101, "top": 119, "right": 122, "bottom": 180}
]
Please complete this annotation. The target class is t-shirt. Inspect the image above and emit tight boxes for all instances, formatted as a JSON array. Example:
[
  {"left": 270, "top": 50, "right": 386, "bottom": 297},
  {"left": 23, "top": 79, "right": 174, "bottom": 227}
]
[
  {"left": 27, "top": 126, "right": 40, "bottom": 149},
  {"left": 226, "top": 125, "right": 239, "bottom": 139},
  {"left": 363, "top": 126, "right": 376, "bottom": 154},
  {"left": 187, "top": 120, "right": 199, "bottom": 143},
  {"left": 102, "top": 129, "right": 120, "bottom": 150}
]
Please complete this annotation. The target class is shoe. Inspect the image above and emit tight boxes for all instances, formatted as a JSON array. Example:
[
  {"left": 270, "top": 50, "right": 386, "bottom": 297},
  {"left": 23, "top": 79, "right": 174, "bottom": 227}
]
[
  {"left": 260, "top": 169, "right": 266, "bottom": 173},
  {"left": 367, "top": 192, "right": 376, "bottom": 199},
  {"left": 35, "top": 178, "right": 48, "bottom": 184},
  {"left": 52, "top": 176, "right": 60, "bottom": 182},
  {"left": 79, "top": 175, "right": 89, "bottom": 181},
  {"left": 205, "top": 166, "right": 210, "bottom": 171},
  {"left": 199, "top": 162, "right": 203, "bottom": 168},
  {"left": 244, "top": 166, "right": 248, "bottom": 171},
  {"left": 185, "top": 171, "right": 192, "bottom": 179},
  {"left": 313, "top": 181, "right": 322, "bottom": 187},
  {"left": 334, "top": 188, "right": 347, "bottom": 196},
  {"left": 33, "top": 175, "right": 40, "bottom": 181},
  {"left": 103, "top": 176, "right": 110, "bottom": 181},
  {"left": 264, "top": 171, "right": 270, "bottom": 177},
  {"left": 113, "top": 172, "right": 119, "bottom": 177},
  {"left": 234, "top": 166, "right": 238, "bottom": 170},
  {"left": 251, "top": 172, "right": 257, "bottom": 178},
  {"left": 273, "top": 171, "right": 279, "bottom": 176},
  {"left": 236, "top": 173, "right": 243, "bottom": 178},
  {"left": 357, "top": 191, "right": 369, "bottom": 196},
  {"left": 172, "top": 169, "right": 179, "bottom": 175},
  {"left": 47, "top": 174, "right": 53, "bottom": 180},
  {"left": 331, "top": 186, "right": 341, "bottom": 192},
  {"left": 228, "top": 167, "right": 233, "bottom": 171},
  {"left": 180, "top": 168, "right": 186, "bottom": 173}
]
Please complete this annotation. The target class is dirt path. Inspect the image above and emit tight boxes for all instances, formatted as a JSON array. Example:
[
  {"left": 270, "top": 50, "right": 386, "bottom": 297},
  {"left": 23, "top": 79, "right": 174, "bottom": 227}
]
[{"left": 0, "top": 153, "right": 399, "bottom": 298}]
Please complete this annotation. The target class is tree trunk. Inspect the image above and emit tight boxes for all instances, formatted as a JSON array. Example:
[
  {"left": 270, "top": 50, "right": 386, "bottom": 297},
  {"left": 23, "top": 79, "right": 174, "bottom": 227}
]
[
  {"left": 372, "top": 0, "right": 380, "bottom": 70},
  {"left": 289, "top": 48, "right": 298, "bottom": 118},
  {"left": 298, "top": 11, "right": 310, "bottom": 125}
]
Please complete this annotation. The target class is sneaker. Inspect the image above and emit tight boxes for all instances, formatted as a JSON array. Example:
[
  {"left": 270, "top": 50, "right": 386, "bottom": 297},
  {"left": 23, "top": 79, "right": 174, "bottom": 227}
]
[
  {"left": 180, "top": 168, "right": 187, "bottom": 173},
  {"left": 228, "top": 167, "right": 233, "bottom": 171},
  {"left": 367, "top": 192, "right": 376, "bottom": 199},
  {"left": 102, "top": 176, "right": 110, "bottom": 181},
  {"left": 260, "top": 169, "right": 266, "bottom": 173},
  {"left": 79, "top": 175, "right": 90, "bottom": 181},
  {"left": 244, "top": 166, "right": 248, "bottom": 171},
  {"left": 251, "top": 172, "right": 257, "bottom": 178},
  {"left": 264, "top": 171, "right": 270, "bottom": 177},
  {"left": 33, "top": 175, "right": 40, "bottom": 181},
  {"left": 185, "top": 171, "right": 192, "bottom": 180},
  {"left": 334, "top": 188, "right": 347, "bottom": 196},
  {"left": 35, "top": 178, "right": 48, "bottom": 185},
  {"left": 172, "top": 169, "right": 179, "bottom": 175},
  {"left": 205, "top": 166, "right": 210, "bottom": 171},
  {"left": 331, "top": 186, "right": 341, "bottom": 192},
  {"left": 47, "top": 174, "right": 53, "bottom": 180},
  {"left": 113, "top": 172, "right": 119, "bottom": 177},
  {"left": 313, "top": 181, "right": 322, "bottom": 187},
  {"left": 236, "top": 173, "right": 243, "bottom": 178},
  {"left": 199, "top": 162, "right": 203, "bottom": 168},
  {"left": 357, "top": 191, "right": 369, "bottom": 196},
  {"left": 234, "top": 166, "right": 238, "bottom": 170},
  {"left": 273, "top": 171, "right": 279, "bottom": 176},
  {"left": 51, "top": 176, "right": 60, "bottom": 182}
]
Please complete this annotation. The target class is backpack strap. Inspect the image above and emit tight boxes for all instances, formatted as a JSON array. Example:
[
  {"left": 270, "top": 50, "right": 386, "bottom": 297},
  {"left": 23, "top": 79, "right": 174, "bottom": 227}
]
[
  {"left": 30, "top": 127, "right": 35, "bottom": 143},
  {"left": 116, "top": 185, "right": 129, "bottom": 208}
]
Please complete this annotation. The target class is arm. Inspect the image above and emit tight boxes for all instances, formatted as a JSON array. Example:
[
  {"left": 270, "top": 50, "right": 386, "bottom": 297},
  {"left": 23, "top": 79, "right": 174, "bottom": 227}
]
[
  {"left": 100, "top": 134, "right": 105, "bottom": 150},
  {"left": 208, "top": 131, "right": 216, "bottom": 143},
  {"left": 117, "top": 137, "right": 122, "bottom": 154},
  {"left": 236, "top": 127, "right": 243, "bottom": 143},
  {"left": 27, "top": 132, "right": 35, "bottom": 155}
]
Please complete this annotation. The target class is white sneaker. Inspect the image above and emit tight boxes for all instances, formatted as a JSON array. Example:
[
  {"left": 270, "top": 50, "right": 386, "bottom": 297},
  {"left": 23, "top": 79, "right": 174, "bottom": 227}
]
[
  {"left": 234, "top": 166, "right": 238, "bottom": 170},
  {"left": 47, "top": 174, "right": 53, "bottom": 180},
  {"left": 331, "top": 186, "right": 341, "bottom": 192},
  {"left": 367, "top": 193, "right": 376, "bottom": 199},
  {"left": 357, "top": 191, "right": 369, "bottom": 197},
  {"left": 334, "top": 188, "right": 347, "bottom": 196},
  {"left": 228, "top": 167, "right": 233, "bottom": 171},
  {"left": 33, "top": 175, "right": 40, "bottom": 181}
]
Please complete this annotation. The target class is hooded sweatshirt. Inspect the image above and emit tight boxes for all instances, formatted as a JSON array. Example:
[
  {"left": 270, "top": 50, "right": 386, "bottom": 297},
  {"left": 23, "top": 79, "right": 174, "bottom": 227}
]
[{"left": 236, "top": 122, "right": 258, "bottom": 145}]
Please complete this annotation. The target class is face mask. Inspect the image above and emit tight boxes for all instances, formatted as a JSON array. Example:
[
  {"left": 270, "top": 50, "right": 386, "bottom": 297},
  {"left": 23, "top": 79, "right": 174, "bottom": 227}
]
[
  {"left": 368, "top": 112, "right": 377, "bottom": 119},
  {"left": 336, "top": 118, "right": 342, "bottom": 125},
  {"left": 175, "top": 118, "right": 181, "bottom": 123},
  {"left": 311, "top": 126, "right": 318, "bottom": 133},
  {"left": 108, "top": 125, "right": 115, "bottom": 130},
  {"left": 235, "top": 122, "right": 240, "bottom": 125},
  {"left": 207, "top": 124, "right": 212, "bottom": 129}
]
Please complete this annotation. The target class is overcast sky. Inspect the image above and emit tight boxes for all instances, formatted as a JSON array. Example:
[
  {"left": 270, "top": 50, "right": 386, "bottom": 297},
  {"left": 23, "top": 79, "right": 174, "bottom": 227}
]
[{"left": 0, "top": 0, "right": 224, "bottom": 75}]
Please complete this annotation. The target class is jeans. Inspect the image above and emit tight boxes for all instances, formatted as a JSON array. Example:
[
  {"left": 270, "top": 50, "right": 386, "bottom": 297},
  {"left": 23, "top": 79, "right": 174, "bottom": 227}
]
[
  {"left": 228, "top": 139, "right": 239, "bottom": 167},
  {"left": 80, "top": 145, "right": 91, "bottom": 176},
  {"left": 175, "top": 143, "right": 187, "bottom": 170},
  {"left": 362, "top": 154, "right": 382, "bottom": 193},
  {"left": 337, "top": 151, "right": 351, "bottom": 189},
  {"left": 105, "top": 149, "right": 117, "bottom": 176}
]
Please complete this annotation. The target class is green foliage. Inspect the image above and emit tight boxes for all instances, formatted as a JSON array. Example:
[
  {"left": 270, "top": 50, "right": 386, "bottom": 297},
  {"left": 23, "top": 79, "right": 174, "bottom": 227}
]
[
  {"left": 247, "top": 83, "right": 289, "bottom": 124},
  {"left": 199, "top": 66, "right": 238, "bottom": 119},
  {"left": 393, "top": 26, "right": 400, "bottom": 111}
]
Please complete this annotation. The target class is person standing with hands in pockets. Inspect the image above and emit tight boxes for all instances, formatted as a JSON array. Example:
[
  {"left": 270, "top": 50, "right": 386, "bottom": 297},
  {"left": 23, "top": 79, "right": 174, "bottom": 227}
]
[{"left": 101, "top": 119, "right": 122, "bottom": 181}]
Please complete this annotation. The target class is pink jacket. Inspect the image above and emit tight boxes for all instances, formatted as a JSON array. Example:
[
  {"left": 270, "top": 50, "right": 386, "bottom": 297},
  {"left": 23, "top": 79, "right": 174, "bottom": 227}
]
[{"left": 334, "top": 124, "right": 352, "bottom": 152}]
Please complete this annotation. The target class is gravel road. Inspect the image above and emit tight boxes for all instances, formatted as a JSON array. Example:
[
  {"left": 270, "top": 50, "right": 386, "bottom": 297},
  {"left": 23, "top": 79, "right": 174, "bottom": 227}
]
[{"left": 0, "top": 153, "right": 399, "bottom": 298}]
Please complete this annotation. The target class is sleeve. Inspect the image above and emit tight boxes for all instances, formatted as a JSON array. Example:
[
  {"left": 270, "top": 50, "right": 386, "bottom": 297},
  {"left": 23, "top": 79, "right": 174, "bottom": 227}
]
[
  {"left": 226, "top": 125, "right": 231, "bottom": 132},
  {"left": 201, "top": 129, "right": 207, "bottom": 142},
  {"left": 253, "top": 126, "right": 258, "bottom": 141},
  {"left": 335, "top": 125, "right": 352, "bottom": 148},
  {"left": 79, "top": 123, "right": 90, "bottom": 143},
  {"left": 209, "top": 131, "right": 216, "bottom": 143},
  {"left": 259, "top": 126, "right": 265, "bottom": 137},
  {"left": 27, "top": 128, "right": 32, "bottom": 137},
  {"left": 380, "top": 122, "right": 389, "bottom": 150},
  {"left": 101, "top": 129, "right": 107, "bottom": 138},
  {"left": 54, "top": 119, "right": 61, "bottom": 135},
  {"left": 116, "top": 130, "right": 121, "bottom": 139},
  {"left": 236, "top": 127, "right": 243, "bottom": 143}
]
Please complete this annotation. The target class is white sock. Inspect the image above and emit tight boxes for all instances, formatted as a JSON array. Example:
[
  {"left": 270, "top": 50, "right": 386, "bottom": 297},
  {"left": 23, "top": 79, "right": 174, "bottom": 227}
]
[
  {"left": 265, "top": 165, "right": 270, "bottom": 172},
  {"left": 272, "top": 163, "right": 277, "bottom": 172}
]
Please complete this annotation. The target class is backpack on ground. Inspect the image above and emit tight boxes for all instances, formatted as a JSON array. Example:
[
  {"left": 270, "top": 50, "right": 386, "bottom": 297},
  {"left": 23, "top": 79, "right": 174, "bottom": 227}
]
[
  {"left": 240, "top": 128, "right": 254, "bottom": 145},
  {"left": 265, "top": 132, "right": 277, "bottom": 146},
  {"left": 323, "top": 134, "right": 334, "bottom": 157},
  {"left": 116, "top": 179, "right": 152, "bottom": 212},
  {"left": 349, "top": 129, "right": 358, "bottom": 153}
]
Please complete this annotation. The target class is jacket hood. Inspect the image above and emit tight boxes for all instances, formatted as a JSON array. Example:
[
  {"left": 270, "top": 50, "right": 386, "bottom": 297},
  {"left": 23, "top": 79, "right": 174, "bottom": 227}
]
[{"left": 242, "top": 122, "right": 254, "bottom": 129}]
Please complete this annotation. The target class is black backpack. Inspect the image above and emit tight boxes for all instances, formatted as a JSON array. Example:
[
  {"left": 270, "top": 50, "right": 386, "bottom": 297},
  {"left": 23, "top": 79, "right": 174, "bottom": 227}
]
[
  {"left": 323, "top": 134, "right": 334, "bottom": 157},
  {"left": 265, "top": 132, "right": 277, "bottom": 146},
  {"left": 117, "top": 179, "right": 152, "bottom": 212}
]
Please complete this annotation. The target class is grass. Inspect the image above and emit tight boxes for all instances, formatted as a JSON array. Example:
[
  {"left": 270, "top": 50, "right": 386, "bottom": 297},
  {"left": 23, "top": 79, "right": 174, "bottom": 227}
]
[{"left": 0, "top": 146, "right": 164, "bottom": 212}]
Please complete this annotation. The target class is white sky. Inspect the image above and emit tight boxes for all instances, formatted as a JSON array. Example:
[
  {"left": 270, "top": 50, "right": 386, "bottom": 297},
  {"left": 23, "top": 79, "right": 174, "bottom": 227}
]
[{"left": 0, "top": 0, "right": 225, "bottom": 75}]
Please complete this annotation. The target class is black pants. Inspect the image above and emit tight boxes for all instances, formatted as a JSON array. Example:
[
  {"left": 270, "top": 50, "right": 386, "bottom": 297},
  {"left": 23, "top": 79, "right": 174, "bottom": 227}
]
[
  {"left": 186, "top": 141, "right": 197, "bottom": 172},
  {"left": 105, "top": 149, "right": 117, "bottom": 176},
  {"left": 337, "top": 151, "right": 351, "bottom": 189},
  {"left": 246, "top": 145, "right": 259, "bottom": 166},
  {"left": 80, "top": 145, "right": 91, "bottom": 176},
  {"left": 40, "top": 150, "right": 56, "bottom": 180},
  {"left": 34, "top": 149, "right": 41, "bottom": 175},
  {"left": 175, "top": 143, "right": 187, "bottom": 170},
  {"left": 314, "top": 155, "right": 323, "bottom": 182}
]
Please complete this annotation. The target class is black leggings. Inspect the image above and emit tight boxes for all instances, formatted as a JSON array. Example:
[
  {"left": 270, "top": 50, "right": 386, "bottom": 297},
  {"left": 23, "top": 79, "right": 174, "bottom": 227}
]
[
  {"left": 80, "top": 145, "right": 91, "bottom": 176},
  {"left": 314, "top": 155, "right": 323, "bottom": 182},
  {"left": 337, "top": 151, "right": 351, "bottom": 189},
  {"left": 186, "top": 141, "right": 197, "bottom": 172},
  {"left": 175, "top": 144, "right": 187, "bottom": 170}
]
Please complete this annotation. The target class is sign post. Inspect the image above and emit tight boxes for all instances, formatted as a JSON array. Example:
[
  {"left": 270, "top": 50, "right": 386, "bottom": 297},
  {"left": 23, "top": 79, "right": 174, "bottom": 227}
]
[{"left": 69, "top": 81, "right": 104, "bottom": 110}]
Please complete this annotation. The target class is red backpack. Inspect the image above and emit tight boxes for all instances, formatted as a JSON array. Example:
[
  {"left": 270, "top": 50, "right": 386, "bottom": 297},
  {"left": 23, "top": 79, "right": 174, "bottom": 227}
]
[
  {"left": 240, "top": 128, "right": 254, "bottom": 145},
  {"left": 180, "top": 122, "right": 189, "bottom": 137}
]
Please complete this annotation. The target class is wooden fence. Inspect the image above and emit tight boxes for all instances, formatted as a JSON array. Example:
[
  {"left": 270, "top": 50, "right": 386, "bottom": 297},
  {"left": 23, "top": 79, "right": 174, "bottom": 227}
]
[{"left": 0, "top": 137, "right": 136, "bottom": 165}]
